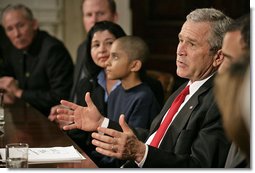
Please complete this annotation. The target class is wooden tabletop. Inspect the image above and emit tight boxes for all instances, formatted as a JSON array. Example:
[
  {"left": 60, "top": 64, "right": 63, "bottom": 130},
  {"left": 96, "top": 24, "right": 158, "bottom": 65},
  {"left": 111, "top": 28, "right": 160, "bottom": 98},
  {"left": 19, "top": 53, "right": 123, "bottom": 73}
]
[{"left": 0, "top": 100, "right": 98, "bottom": 168}]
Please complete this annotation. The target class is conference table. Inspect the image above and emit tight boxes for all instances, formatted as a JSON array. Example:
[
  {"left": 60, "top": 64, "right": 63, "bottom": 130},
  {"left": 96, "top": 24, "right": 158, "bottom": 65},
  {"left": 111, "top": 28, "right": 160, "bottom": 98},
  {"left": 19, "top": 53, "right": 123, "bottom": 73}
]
[{"left": 0, "top": 99, "right": 98, "bottom": 168}]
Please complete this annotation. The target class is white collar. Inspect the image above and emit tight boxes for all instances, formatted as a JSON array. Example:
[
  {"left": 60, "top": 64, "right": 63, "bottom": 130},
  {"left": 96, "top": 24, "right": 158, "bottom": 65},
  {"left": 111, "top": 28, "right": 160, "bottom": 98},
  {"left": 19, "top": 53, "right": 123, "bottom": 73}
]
[{"left": 187, "top": 74, "right": 213, "bottom": 97}]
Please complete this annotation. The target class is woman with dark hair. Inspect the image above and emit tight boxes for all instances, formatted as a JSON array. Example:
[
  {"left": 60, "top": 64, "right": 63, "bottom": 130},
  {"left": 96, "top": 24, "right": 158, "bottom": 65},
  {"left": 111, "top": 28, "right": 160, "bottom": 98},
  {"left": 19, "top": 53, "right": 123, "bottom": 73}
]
[{"left": 76, "top": 21, "right": 126, "bottom": 111}]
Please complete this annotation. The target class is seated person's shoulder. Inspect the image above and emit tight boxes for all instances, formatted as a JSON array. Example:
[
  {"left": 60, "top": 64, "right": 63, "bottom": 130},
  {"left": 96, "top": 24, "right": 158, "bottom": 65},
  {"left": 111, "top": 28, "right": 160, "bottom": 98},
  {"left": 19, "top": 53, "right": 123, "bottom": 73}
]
[{"left": 39, "top": 30, "right": 68, "bottom": 49}]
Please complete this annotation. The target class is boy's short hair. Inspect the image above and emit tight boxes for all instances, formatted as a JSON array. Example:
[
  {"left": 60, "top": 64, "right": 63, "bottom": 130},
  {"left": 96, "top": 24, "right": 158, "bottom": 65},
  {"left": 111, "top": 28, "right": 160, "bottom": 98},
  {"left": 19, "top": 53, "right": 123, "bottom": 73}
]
[{"left": 115, "top": 36, "right": 149, "bottom": 63}]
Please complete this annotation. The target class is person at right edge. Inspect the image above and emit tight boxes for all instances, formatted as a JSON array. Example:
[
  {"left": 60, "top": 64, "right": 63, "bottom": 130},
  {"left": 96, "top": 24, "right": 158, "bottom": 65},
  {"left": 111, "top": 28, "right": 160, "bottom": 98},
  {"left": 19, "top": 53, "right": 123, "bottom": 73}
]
[
  {"left": 216, "top": 14, "right": 250, "bottom": 168},
  {"left": 57, "top": 8, "right": 232, "bottom": 168}
]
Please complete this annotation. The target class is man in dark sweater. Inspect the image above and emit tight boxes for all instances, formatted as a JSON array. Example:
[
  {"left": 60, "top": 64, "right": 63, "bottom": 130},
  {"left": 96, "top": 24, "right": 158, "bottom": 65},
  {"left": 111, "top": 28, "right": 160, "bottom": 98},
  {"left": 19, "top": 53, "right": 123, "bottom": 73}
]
[{"left": 0, "top": 4, "right": 73, "bottom": 116}]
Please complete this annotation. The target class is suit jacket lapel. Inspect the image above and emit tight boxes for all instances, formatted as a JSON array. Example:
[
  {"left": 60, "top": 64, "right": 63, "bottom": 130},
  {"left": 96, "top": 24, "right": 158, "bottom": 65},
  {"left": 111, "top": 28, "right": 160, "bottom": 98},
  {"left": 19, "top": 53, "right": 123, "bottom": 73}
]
[
  {"left": 149, "top": 77, "right": 214, "bottom": 149},
  {"left": 74, "top": 42, "right": 87, "bottom": 86},
  {"left": 70, "top": 40, "right": 87, "bottom": 99}
]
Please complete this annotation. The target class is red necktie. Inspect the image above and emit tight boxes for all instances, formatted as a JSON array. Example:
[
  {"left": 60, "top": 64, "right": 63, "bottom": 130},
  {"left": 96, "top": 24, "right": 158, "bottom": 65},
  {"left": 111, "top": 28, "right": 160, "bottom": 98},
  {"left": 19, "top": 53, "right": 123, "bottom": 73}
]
[{"left": 150, "top": 85, "right": 190, "bottom": 148}]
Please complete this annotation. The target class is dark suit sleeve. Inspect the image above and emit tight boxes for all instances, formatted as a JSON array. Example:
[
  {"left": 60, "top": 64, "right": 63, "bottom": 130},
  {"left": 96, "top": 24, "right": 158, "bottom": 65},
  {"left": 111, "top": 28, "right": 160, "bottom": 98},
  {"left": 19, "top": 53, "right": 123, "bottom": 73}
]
[
  {"left": 143, "top": 101, "right": 230, "bottom": 168},
  {"left": 21, "top": 44, "right": 74, "bottom": 115}
]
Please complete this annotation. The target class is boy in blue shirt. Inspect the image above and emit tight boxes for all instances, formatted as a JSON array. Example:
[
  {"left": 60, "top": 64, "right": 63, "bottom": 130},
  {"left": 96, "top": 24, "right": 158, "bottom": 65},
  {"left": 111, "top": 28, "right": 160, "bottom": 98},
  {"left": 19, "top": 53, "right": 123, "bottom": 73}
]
[
  {"left": 95, "top": 35, "right": 161, "bottom": 167},
  {"left": 106, "top": 36, "right": 160, "bottom": 129}
]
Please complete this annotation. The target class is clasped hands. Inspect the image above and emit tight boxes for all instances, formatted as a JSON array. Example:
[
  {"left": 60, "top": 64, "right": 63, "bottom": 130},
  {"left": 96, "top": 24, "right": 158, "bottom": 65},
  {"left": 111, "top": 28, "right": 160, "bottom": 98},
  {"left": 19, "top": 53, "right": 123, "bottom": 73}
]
[
  {"left": 0, "top": 76, "right": 21, "bottom": 104},
  {"left": 56, "top": 92, "right": 146, "bottom": 163}
]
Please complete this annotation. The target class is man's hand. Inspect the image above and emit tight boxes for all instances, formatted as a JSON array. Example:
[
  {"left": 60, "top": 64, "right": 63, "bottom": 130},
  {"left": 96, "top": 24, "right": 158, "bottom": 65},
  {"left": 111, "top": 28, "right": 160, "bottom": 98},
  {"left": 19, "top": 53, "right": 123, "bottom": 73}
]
[
  {"left": 0, "top": 77, "right": 22, "bottom": 98},
  {"left": 3, "top": 91, "right": 16, "bottom": 104},
  {"left": 57, "top": 92, "right": 104, "bottom": 132},
  {"left": 91, "top": 114, "right": 146, "bottom": 162},
  {"left": 48, "top": 104, "right": 61, "bottom": 121},
  {"left": 48, "top": 104, "right": 73, "bottom": 129}
]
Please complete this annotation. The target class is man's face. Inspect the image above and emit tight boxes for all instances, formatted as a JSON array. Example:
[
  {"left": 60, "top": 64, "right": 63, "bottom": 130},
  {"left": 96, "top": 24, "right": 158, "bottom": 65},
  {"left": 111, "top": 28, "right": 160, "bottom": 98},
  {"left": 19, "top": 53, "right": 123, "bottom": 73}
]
[
  {"left": 2, "top": 9, "right": 38, "bottom": 50},
  {"left": 82, "top": 0, "right": 117, "bottom": 32},
  {"left": 176, "top": 21, "right": 216, "bottom": 82},
  {"left": 218, "top": 31, "right": 245, "bottom": 74}
]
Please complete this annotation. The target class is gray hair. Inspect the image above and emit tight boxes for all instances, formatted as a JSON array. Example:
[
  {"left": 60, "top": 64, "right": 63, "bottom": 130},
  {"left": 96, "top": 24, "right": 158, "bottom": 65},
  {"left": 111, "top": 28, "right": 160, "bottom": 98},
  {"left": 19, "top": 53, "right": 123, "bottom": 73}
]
[
  {"left": 1, "top": 4, "right": 34, "bottom": 24},
  {"left": 187, "top": 8, "right": 233, "bottom": 55}
]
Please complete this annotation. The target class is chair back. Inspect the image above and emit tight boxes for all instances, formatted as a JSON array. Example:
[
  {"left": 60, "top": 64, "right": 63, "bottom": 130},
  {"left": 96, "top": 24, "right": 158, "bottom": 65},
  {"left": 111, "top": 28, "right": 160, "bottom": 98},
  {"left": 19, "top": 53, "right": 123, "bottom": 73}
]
[{"left": 147, "top": 70, "right": 175, "bottom": 101}]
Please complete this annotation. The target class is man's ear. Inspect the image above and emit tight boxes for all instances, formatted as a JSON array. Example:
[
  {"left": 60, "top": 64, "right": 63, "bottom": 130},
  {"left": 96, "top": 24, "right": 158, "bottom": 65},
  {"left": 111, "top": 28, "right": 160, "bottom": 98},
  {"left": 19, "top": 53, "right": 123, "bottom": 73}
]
[
  {"left": 213, "top": 49, "right": 224, "bottom": 67},
  {"left": 113, "top": 12, "right": 119, "bottom": 23},
  {"left": 32, "top": 19, "right": 39, "bottom": 30},
  {"left": 130, "top": 60, "right": 142, "bottom": 72}
]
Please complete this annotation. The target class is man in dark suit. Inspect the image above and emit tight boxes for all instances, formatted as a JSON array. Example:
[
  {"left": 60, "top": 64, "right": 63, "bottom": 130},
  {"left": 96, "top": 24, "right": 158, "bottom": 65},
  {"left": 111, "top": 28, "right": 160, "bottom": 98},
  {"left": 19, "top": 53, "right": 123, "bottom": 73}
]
[
  {"left": 56, "top": 8, "right": 232, "bottom": 167},
  {"left": 0, "top": 26, "right": 7, "bottom": 76}
]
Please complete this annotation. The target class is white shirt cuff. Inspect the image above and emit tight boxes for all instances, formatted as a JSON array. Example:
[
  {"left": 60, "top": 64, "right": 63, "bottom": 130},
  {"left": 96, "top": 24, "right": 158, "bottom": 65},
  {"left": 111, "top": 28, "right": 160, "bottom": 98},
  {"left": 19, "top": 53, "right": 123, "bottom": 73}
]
[
  {"left": 135, "top": 144, "right": 148, "bottom": 167},
  {"left": 101, "top": 117, "right": 110, "bottom": 128}
]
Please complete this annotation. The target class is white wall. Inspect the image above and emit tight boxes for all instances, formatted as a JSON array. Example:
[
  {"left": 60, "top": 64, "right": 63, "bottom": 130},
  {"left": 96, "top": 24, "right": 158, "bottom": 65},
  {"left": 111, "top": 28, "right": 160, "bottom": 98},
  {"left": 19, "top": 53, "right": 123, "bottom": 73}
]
[
  {"left": 115, "top": 0, "right": 132, "bottom": 35},
  {"left": 63, "top": 0, "right": 84, "bottom": 62}
]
